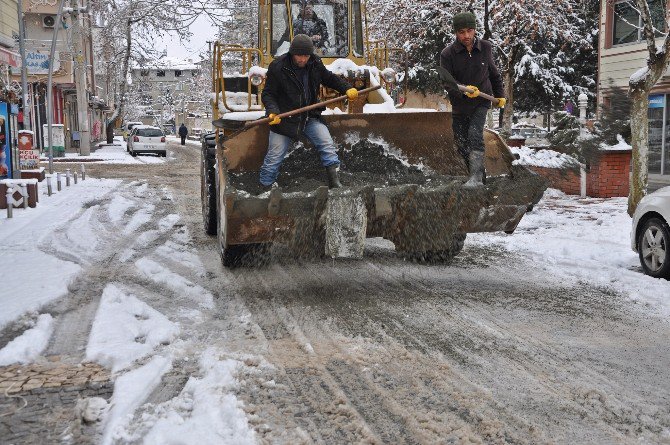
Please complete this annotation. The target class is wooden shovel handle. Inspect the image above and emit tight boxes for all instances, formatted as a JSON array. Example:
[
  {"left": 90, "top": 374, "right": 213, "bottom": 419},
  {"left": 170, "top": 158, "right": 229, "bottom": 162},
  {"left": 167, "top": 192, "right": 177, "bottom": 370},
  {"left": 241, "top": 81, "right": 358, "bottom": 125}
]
[{"left": 244, "top": 85, "right": 382, "bottom": 128}]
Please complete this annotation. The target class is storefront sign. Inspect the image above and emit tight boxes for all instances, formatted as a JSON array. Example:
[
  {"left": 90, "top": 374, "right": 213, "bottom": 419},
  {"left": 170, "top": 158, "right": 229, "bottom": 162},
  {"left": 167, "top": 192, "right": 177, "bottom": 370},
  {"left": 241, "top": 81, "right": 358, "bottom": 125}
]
[
  {"left": 649, "top": 94, "right": 665, "bottom": 109},
  {"left": 24, "top": 50, "right": 60, "bottom": 75},
  {"left": 0, "top": 102, "right": 12, "bottom": 179},
  {"left": 18, "top": 131, "right": 38, "bottom": 170}
]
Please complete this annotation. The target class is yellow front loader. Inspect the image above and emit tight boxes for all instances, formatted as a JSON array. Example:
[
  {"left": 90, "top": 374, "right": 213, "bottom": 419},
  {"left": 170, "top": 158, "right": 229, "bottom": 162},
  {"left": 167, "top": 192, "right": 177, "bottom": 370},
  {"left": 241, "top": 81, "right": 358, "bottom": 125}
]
[{"left": 201, "top": 0, "right": 546, "bottom": 266}]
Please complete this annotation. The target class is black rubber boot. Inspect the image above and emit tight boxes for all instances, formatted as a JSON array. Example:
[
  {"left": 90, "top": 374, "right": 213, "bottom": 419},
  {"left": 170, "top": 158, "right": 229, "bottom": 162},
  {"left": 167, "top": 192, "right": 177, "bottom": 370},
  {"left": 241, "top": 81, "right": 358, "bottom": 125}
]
[
  {"left": 464, "top": 151, "right": 485, "bottom": 188},
  {"left": 326, "top": 165, "right": 342, "bottom": 188}
]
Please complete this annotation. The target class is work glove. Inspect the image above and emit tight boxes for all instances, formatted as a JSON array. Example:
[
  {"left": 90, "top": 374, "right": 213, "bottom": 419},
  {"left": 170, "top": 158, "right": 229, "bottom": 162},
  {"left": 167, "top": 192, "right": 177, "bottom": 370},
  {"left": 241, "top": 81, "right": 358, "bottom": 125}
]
[
  {"left": 346, "top": 88, "right": 359, "bottom": 100},
  {"left": 464, "top": 85, "right": 480, "bottom": 98},
  {"left": 268, "top": 113, "right": 281, "bottom": 125},
  {"left": 495, "top": 97, "right": 506, "bottom": 108}
]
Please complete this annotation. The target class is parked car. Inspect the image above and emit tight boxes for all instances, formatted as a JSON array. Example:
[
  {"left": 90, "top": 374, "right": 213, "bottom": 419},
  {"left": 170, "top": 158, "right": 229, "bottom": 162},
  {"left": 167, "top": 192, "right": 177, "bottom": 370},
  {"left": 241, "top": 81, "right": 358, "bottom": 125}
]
[
  {"left": 127, "top": 125, "right": 167, "bottom": 157},
  {"left": 122, "top": 121, "right": 144, "bottom": 141},
  {"left": 631, "top": 186, "right": 670, "bottom": 279}
]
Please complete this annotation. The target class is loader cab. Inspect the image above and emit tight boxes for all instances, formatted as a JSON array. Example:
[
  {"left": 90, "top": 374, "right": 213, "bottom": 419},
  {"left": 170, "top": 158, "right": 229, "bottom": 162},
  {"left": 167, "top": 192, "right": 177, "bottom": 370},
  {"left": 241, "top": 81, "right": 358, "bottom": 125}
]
[{"left": 264, "top": 0, "right": 365, "bottom": 65}]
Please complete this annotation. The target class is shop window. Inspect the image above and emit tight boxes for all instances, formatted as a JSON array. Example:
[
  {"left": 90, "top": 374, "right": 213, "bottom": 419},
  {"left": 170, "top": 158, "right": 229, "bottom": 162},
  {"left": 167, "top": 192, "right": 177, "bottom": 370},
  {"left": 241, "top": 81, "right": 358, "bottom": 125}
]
[
  {"left": 175, "top": 70, "right": 183, "bottom": 77},
  {"left": 612, "top": 0, "right": 666, "bottom": 46},
  {"left": 156, "top": 70, "right": 166, "bottom": 77}
]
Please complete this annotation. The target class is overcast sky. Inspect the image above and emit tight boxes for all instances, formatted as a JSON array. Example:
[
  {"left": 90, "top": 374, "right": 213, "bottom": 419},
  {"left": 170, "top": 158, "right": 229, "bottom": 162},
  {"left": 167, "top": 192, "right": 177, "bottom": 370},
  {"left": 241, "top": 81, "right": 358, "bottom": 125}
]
[{"left": 159, "top": 15, "right": 217, "bottom": 61}]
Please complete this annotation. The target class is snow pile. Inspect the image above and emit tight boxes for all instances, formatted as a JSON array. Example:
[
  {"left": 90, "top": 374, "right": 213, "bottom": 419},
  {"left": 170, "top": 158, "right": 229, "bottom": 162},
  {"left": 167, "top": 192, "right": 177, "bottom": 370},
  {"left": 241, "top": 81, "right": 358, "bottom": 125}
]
[
  {"left": 470, "top": 190, "right": 670, "bottom": 317},
  {"left": 248, "top": 65, "right": 268, "bottom": 77},
  {"left": 135, "top": 258, "right": 214, "bottom": 309},
  {"left": 137, "top": 349, "right": 256, "bottom": 445},
  {"left": 600, "top": 134, "right": 632, "bottom": 151},
  {"left": 86, "top": 284, "right": 180, "bottom": 372},
  {"left": 511, "top": 146, "right": 582, "bottom": 169},
  {"left": 102, "top": 356, "right": 172, "bottom": 445},
  {"left": 0, "top": 314, "right": 54, "bottom": 365},
  {"left": 0, "top": 178, "right": 120, "bottom": 329}
]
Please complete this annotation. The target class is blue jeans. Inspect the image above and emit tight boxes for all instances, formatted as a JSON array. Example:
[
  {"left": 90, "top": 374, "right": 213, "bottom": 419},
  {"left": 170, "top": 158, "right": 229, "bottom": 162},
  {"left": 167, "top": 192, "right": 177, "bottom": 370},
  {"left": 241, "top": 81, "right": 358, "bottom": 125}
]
[{"left": 260, "top": 118, "right": 340, "bottom": 186}]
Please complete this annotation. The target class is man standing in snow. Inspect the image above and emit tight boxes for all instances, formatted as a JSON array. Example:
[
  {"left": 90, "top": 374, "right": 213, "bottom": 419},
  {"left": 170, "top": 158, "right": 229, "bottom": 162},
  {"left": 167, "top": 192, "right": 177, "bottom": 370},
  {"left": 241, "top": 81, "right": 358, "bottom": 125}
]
[
  {"left": 178, "top": 123, "right": 188, "bottom": 145},
  {"left": 440, "top": 12, "right": 506, "bottom": 187},
  {"left": 259, "top": 34, "right": 358, "bottom": 192}
]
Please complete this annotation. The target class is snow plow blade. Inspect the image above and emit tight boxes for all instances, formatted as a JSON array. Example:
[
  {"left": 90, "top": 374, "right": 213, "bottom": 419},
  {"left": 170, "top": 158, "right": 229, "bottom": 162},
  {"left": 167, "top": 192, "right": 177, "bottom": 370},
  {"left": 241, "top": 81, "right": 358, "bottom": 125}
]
[{"left": 208, "top": 111, "right": 547, "bottom": 265}]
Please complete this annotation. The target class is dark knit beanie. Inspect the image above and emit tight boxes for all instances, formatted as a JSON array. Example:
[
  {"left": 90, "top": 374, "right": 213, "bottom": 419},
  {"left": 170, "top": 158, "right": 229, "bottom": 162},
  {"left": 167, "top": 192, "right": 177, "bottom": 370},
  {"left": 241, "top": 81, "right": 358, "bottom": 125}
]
[
  {"left": 289, "top": 34, "right": 314, "bottom": 55},
  {"left": 453, "top": 12, "right": 477, "bottom": 32}
]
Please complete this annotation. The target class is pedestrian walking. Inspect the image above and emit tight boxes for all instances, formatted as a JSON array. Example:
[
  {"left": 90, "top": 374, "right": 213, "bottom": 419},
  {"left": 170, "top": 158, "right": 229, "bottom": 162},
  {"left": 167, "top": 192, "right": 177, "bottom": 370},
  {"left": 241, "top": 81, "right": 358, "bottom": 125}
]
[
  {"left": 178, "top": 123, "right": 188, "bottom": 145},
  {"left": 440, "top": 12, "right": 506, "bottom": 187},
  {"left": 258, "top": 34, "right": 358, "bottom": 192}
]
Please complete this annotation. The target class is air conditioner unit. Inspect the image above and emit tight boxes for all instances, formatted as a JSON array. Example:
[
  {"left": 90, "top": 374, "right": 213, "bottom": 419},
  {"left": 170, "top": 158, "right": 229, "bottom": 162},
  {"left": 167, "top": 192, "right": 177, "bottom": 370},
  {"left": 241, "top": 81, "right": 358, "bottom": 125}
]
[{"left": 42, "top": 15, "right": 56, "bottom": 28}]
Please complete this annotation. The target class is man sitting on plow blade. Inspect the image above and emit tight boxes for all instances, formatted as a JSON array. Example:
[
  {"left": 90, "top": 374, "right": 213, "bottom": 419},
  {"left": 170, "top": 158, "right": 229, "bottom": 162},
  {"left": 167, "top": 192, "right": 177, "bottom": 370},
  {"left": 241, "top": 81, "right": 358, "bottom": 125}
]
[
  {"left": 440, "top": 12, "right": 506, "bottom": 187},
  {"left": 259, "top": 34, "right": 359, "bottom": 192}
]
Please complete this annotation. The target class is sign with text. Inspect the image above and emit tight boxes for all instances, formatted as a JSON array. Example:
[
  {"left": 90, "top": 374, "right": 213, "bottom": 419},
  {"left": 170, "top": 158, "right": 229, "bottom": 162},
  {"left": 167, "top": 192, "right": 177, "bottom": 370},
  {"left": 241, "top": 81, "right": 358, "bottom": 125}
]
[
  {"left": 18, "top": 131, "right": 39, "bottom": 169},
  {"left": 24, "top": 50, "right": 60, "bottom": 75}
]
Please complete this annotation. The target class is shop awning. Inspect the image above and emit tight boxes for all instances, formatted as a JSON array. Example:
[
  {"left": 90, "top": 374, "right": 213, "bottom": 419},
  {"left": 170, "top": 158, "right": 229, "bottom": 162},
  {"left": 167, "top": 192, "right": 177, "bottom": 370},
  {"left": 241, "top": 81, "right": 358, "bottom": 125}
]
[{"left": 0, "top": 46, "right": 21, "bottom": 68}]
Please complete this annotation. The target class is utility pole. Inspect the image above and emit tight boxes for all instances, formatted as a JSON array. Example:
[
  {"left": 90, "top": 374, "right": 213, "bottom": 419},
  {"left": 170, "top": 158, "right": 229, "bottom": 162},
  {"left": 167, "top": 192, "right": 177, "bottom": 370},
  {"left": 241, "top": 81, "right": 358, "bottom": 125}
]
[
  {"left": 70, "top": 0, "right": 91, "bottom": 155},
  {"left": 47, "top": 0, "right": 66, "bottom": 174},
  {"left": 17, "top": 0, "right": 30, "bottom": 131}
]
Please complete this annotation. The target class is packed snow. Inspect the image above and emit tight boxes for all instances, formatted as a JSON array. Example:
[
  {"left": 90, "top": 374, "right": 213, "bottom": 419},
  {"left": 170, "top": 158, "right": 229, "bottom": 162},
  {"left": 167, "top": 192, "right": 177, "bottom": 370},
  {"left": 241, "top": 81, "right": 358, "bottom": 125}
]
[
  {"left": 601, "top": 134, "right": 633, "bottom": 151},
  {"left": 86, "top": 284, "right": 180, "bottom": 373},
  {"left": 0, "top": 177, "right": 121, "bottom": 329},
  {"left": 0, "top": 314, "right": 53, "bottom": 365},
  {"left": 1, "top": 163, "right": 670, "bottom": 443}
]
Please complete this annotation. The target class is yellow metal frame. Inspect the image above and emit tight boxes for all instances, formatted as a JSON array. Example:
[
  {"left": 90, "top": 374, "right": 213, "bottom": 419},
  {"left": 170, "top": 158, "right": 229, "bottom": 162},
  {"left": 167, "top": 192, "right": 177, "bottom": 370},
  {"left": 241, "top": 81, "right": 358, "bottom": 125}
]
[
  {"left": 212, "top": 43, "right": 265, "bottom": 117},
  {"left": 369, "top": 42, "right": 409, "bottom": 108}
]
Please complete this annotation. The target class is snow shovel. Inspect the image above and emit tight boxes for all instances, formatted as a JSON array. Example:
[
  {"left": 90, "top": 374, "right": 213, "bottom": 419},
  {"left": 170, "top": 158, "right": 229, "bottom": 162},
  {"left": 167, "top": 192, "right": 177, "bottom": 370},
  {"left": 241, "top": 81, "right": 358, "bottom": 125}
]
[
  {"left": 212, "top": 85, "right": 382, "bottom": 132},
  {"left": 435, "top": 66, "right": 502, "bottom": 107}
]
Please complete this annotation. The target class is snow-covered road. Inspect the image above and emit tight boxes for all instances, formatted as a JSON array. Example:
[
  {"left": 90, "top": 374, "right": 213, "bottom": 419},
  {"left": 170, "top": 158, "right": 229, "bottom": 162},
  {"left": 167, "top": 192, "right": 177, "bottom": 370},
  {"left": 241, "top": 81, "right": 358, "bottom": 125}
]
[{"left": 1, "top": 141, "right": 669, "bottom": 444}]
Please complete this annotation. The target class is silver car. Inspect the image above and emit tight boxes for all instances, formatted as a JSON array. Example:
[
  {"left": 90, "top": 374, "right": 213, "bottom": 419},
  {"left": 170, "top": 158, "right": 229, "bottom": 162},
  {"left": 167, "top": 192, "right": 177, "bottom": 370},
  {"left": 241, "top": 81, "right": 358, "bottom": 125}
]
[{"left": 631, "top": 186, "right": 670, "bottom": 279}]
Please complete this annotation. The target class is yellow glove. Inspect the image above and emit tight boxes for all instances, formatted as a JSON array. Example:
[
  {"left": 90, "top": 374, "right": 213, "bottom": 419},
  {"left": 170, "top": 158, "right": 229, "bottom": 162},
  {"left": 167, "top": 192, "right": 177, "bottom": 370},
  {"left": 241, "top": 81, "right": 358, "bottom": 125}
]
[
  {"left": 464, "top": 85, "right": 480, "bottom": 98},
  {"left": 346, "top": 88, "right": 359, "bottom": 100},
  {"left": 495, "top": 98, "right": 506, "bottom": 108},
  {"left": 268, "top": 113, "right": 281, "bottom": 125}
]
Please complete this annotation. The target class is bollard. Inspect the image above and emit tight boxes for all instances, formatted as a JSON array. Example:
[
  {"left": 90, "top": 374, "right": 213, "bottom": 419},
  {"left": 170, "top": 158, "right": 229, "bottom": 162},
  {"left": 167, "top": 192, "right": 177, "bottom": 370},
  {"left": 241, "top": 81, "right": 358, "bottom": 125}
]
[
  {"left": 74, "top": 171, "right": 78, "bottom": 184},
  {"left": 6, "top": 187, "right": 13, "bottom": 218},
  {"left": 66, "top": 169, "right": 71, "bottom": 187},
  {"left": 19, "top": 184, "right": 28, "bottom": 209},
  {"left": 57, "top": 173, "right": 62, "bottom": 191},
  {"left": 81, "top": 164, "right": 86, "bottom": 180},
  {"left": 46, "top": 174, "right": 53, "bottom": 196}
]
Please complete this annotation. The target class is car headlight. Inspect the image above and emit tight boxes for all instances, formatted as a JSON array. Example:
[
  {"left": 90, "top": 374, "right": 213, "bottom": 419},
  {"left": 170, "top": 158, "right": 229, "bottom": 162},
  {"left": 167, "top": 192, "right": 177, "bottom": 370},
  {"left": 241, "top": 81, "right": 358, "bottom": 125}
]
[
  {"left": 381, "top": 68, "right": 397, "bottom": 84},
  {"left": 250, "top": 74, "right": 265, "bottom": 86}
]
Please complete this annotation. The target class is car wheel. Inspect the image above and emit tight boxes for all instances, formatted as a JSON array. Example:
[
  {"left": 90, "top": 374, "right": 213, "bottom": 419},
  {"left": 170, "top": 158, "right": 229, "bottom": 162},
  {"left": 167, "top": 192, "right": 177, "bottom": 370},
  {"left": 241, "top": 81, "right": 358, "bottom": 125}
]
[
  {"left": 130, "top": 150, "right": 137, "bottom": 157},
  {"left": 638, "top": 217, "right": 670, "bottom": 279}
]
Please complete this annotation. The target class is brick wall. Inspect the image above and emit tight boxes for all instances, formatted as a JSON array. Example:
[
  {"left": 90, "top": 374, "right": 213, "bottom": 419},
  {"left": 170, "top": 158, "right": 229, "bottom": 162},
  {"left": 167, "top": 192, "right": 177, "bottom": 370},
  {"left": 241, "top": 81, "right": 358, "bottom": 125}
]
[
  {"left": 586, "top": 150, "right": 632, "bottom": 198},
  {"left": 527, "top": 165, "right": 582, "bottom": 196}
]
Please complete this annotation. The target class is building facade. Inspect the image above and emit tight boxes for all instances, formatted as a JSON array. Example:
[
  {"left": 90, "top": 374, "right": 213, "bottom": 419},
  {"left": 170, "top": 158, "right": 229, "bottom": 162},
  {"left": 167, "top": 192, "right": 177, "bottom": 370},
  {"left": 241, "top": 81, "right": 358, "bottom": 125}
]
[
  {"left": 13, "top": 0, "right": 99, "bottom": 151},
  {"left": 598, "top": 0, "right": 669, "bottom": 179},
  {"left": 129, "top": 58, "right": 208, "bottom": 132}
]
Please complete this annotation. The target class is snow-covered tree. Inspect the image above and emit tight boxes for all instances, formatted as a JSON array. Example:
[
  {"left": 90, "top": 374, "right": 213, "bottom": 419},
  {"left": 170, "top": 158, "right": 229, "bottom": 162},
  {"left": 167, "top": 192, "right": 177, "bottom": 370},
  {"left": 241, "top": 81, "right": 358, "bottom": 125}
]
[
  {"left": 484, "top": 0, "right": 584, "bottom": 134},
  {"left": 623, "top": 0, "right": 670, "bottom": 215},
  {"left": 512, "top": 0, "right": 599, "bottom": 128},
  {"left": 90, "top": 0, "right": 215, "bottom": 142}
]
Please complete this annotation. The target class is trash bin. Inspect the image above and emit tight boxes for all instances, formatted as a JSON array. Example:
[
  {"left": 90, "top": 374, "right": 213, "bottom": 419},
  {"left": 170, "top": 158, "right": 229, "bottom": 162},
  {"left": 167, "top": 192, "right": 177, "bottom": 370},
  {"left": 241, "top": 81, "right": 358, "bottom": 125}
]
[{"left": 0, "top": 179, "right": 39, "bottom": 209}]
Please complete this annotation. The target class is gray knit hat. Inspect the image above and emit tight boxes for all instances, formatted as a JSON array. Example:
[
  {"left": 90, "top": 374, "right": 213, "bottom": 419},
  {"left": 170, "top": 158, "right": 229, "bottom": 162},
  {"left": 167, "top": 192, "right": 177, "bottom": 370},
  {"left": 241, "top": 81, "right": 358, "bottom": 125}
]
[
  {"left": 289, "top": 34, "right": 314, "bottom": 55},
  {"left": 453, "top": 12, "right": 477, "bottom": 32}
]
